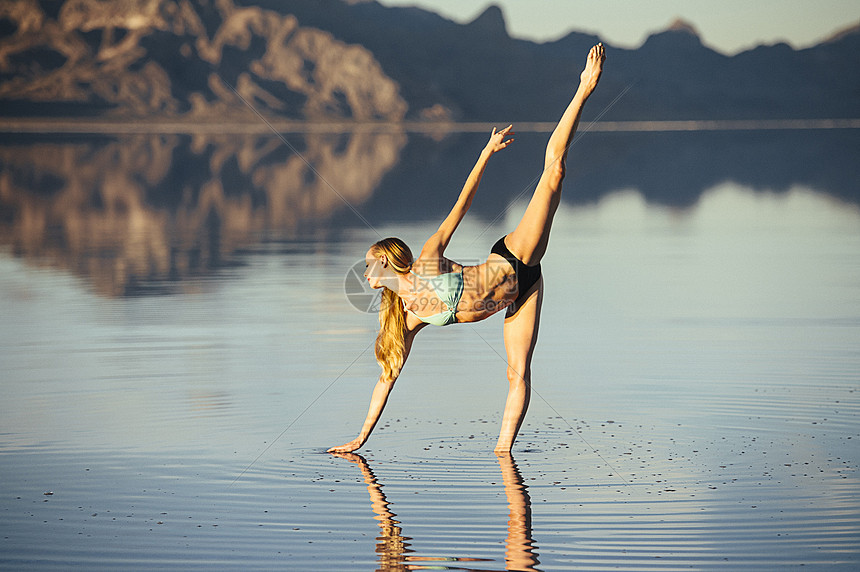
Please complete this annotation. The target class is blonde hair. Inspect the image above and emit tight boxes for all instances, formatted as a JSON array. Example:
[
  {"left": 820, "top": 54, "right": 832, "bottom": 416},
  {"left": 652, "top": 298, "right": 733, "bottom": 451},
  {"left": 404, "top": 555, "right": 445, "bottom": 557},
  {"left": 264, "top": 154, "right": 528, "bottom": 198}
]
[{"left": 370, "top": 237, "right": 413, "bottom": 383}]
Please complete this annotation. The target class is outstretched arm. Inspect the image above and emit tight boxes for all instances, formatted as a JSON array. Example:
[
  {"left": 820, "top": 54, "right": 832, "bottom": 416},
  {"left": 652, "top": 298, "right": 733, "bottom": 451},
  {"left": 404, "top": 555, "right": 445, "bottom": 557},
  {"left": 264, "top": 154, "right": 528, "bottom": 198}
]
[
  {"left": 327, "top": 324, "right": 423, "bottom": 453},
  {"left": 326, "top": 376, "right": 394, "bottom": 453},
  {"left": 421, "top": 126, "right": 514, "bottom": 258}
]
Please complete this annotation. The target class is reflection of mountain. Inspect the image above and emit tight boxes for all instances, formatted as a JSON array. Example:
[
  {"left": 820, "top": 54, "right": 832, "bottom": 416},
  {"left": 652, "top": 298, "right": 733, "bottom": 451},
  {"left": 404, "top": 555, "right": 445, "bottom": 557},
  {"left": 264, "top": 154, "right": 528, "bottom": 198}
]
[
  {"left": 351, "top": 128, "right": 860, "bottom": 228},
  {"left": 1, "top": 128, "right": 856, "bottom": 297},
  {"left": 0, "top": 130, "right": 405, "bottom": 295}
]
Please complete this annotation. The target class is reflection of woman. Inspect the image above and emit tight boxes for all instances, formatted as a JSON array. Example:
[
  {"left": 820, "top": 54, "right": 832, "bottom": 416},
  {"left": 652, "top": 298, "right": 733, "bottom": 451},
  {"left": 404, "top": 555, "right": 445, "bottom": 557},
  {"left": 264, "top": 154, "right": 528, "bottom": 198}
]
[
  {"left": 497, "top": 453, "right": 540, "bottom": 571},
  {"left": 332, "top": 452, "right": 539, "bottom": 571},
  {"left": 329, "top": 45, "right": 605, "bottom": 454},
  {"left": 332, "top": 453, "right": 413, "bottom": 569}
]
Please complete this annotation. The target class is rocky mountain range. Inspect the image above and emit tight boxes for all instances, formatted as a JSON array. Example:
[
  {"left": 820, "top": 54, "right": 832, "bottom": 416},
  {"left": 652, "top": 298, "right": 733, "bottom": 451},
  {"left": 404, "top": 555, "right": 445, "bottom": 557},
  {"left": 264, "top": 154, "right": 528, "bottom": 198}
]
[{"left": 1, "top": 0, "right": 858, "bottom": 123}]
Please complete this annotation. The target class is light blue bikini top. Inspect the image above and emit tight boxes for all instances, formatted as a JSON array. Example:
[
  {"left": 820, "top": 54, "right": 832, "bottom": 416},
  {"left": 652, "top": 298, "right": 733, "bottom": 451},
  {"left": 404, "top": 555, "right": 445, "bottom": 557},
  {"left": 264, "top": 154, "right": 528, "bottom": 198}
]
[{"left": 405, "top": 270, "right": 465, "bottom": 326}]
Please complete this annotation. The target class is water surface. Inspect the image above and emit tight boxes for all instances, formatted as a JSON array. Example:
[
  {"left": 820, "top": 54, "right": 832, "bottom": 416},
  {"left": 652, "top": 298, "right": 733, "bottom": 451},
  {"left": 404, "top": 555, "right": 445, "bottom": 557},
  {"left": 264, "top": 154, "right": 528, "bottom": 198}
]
[{"left": 1, "top": 130, "right": 859, "bottom": 569}]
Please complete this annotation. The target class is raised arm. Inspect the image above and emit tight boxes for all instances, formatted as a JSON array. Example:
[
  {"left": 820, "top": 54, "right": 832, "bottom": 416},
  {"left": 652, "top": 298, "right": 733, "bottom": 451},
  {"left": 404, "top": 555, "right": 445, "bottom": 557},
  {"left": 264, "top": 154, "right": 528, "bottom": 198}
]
[
  {"left": 420, "top": 126, "right": 514, "bottom": 258},
  {"left": 327, "top": 323, "right": 424, "bottom": 453}
]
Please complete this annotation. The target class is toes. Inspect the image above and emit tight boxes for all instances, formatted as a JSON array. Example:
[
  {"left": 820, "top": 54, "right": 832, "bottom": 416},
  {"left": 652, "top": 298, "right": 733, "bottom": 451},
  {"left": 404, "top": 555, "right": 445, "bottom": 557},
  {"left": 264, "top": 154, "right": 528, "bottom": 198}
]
[
  {"left": 594, "top": 43, "right": 605, "bottom": 63},
  {"left": 588, "top": 43, "right": 604, "bottom": 62}
]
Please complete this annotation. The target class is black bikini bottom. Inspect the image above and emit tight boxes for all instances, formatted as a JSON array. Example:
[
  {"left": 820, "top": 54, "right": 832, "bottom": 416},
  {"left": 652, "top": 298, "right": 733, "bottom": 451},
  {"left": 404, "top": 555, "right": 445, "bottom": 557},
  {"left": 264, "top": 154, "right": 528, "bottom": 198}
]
[{"left": 490, "top": 235, "right": 542, "bottom": 310}]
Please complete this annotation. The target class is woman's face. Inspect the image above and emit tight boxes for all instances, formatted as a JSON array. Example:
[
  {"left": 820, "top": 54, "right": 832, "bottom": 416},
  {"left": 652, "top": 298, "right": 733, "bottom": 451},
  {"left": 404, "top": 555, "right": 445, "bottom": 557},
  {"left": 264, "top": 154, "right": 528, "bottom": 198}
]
[{"left": 364, "top": 249, "right": 388, "bottom": 289}]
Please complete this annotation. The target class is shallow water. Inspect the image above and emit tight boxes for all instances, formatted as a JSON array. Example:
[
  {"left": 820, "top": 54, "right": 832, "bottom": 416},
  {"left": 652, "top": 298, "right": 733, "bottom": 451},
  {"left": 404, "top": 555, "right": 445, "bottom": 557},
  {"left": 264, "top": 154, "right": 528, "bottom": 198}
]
[{"left": 1, "top": 130, "right": 859, "bottom": 570}]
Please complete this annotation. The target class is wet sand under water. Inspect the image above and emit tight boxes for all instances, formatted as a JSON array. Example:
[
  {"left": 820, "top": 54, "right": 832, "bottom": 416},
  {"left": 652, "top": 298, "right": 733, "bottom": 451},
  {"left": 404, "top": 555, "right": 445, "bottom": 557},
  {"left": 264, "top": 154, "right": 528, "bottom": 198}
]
[
  {"left": 1, "top": 412, "right": 857, "bottom": 570},
  {"left": 1, "top": 185, "right": 859, "bottom": 569}
]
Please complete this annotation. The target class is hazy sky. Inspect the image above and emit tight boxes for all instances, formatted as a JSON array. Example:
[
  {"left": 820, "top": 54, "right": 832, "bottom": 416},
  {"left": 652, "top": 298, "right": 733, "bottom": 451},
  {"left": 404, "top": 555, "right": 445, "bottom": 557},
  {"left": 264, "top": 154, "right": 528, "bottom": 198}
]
[{"left": 378, "top": 0, "right": 860, "bottom": 54}]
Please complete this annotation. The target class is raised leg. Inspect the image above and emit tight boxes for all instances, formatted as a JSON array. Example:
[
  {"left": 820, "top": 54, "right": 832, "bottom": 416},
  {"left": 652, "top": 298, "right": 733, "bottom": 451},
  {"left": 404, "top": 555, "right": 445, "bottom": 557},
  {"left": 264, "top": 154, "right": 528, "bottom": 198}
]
[
  {"left": 495, "top": 279, "right": 543, "bottom": 453},
  {"left": 505, "top": 43, "right": 605, "bottom": 266}
]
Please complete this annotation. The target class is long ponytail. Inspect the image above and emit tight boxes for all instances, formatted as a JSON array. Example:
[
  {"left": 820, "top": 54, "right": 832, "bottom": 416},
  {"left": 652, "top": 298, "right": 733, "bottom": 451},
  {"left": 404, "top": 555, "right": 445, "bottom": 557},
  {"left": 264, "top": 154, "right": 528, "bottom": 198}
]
[{"left": 370, "top": 238, "right": 413, "bottom": 383}]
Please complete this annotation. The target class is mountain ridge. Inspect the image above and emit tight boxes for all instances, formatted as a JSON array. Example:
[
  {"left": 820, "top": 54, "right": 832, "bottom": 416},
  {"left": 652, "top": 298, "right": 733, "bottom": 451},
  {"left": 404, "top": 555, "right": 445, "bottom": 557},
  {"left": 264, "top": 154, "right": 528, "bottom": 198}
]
[{"left": 0, "top": 0, "right": 858, "bottom": 122}]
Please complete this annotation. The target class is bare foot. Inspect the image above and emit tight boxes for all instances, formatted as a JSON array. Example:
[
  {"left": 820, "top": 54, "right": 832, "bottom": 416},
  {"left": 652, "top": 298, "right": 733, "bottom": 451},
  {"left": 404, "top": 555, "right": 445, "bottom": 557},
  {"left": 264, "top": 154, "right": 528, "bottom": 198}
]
[
  {"left": 494, "top": 441, "right": 513, "bottom": 454},
  {"left": 579, "top": 43, "right": 605, "bottom": 96}
]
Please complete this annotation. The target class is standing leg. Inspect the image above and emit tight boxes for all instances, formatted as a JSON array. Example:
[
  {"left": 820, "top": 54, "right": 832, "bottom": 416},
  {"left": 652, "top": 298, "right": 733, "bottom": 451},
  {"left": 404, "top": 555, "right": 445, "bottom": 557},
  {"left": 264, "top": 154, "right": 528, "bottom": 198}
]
[
  {"left": 505, "top": 43, "right": 605, "bottom": 266},
  {"left": 495, "top": 279, "right": 543, "bottom": 453}
]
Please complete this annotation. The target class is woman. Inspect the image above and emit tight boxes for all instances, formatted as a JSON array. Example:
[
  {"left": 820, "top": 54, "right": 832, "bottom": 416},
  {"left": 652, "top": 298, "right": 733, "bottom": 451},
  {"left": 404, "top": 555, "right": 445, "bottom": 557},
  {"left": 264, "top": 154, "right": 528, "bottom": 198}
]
[{"left": 329, "top": 43, "right": 605, "bottom": 454}]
